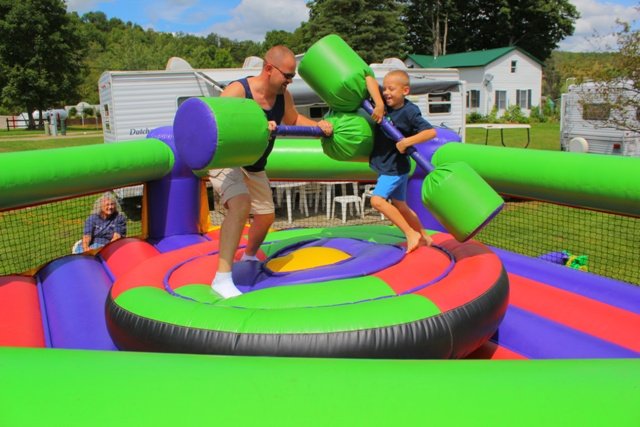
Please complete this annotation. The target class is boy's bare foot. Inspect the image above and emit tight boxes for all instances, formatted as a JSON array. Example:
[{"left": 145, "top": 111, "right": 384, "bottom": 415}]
[
  {"left": 422, "top": 233, "right": 434, "bottom": 247},
  {"left": 406, "top": 231, "right": 424, "bottom": 253}
]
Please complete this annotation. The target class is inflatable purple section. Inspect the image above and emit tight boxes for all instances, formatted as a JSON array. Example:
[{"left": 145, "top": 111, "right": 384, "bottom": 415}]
[
  {"left": 172, "top": 98, "right": 218, "bottom": 170},
  {"left": 153, "top": 234, "right": 210, "bottom": 253},
  {"left": 494, "top": 306, "right": 638, "bottom": 358},
  {"left": 232, "top": 238, "right": 405, "bottom": 291},
  {"left": 37, "top": 256, "right": 116, "bottom": 350},
  {"left": 146, "top": 127, "right": 201, "bottom": 242}
]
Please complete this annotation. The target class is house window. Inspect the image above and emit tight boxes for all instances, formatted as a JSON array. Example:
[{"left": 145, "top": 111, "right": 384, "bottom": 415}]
[
  {"left": 516, "top": 89, "right": 532, "bottom": 109},
  {"left": 428, "top": 92, "right": 451, "bottom": 114},
  {"left": 511, "top": 60, "right": 517, "bottom": 73},
  {"left": 582, "top": 103, "right": 611, "bottom": 120},
  {"left": 495, "top": 90, "right": 507, "bottom": 110},
  {"left": 466, "top": 90, "right": 480, "bottom": 108}
]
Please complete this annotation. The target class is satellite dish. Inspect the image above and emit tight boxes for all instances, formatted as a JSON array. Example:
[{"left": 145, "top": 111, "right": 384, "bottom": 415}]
[
  {"left": 242, "top": 56, "right": 264, "bottom": 69},
  {"left": 483, "top": 73, "right": 494, "bottom": 86},
  {"left": 76, "top": 101, "right": 91, "bottom": 112}
]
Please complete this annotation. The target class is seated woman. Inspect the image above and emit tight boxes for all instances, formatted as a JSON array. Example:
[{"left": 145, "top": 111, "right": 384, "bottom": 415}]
[{"left": 73, "top": 192, "right": 127, "bottom": 253}]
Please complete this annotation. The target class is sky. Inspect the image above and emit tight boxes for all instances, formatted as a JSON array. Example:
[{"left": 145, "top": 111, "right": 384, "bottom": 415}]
[{"left": 66, "top": 0, "right": 640, "bottom": 53}]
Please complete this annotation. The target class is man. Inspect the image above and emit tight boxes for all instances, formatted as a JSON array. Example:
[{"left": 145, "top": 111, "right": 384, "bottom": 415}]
[{"left": 209, "top": 45, "right": 333, "bottom": 298}]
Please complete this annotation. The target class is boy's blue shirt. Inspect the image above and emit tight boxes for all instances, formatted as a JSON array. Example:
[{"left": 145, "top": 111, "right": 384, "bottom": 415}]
[{"left": 369, "top": 99, "right": 433, "bottom": 176}]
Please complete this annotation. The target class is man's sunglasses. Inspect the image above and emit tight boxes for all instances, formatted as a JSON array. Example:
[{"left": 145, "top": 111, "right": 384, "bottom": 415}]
[{"left": 268, "top": 62, "right": 296, "bottom": 80}]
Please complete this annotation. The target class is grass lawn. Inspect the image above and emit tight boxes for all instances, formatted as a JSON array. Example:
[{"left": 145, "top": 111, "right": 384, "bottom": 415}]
[
  {"left": 465, "top": 122, "right": 561, "bottom": 151},
  {"left": 0, "top": 128, "right": 103, "bottom": 152}
]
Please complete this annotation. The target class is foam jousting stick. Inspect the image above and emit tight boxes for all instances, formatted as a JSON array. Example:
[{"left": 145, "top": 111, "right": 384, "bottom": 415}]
[{"left": 361, "top": 100, "right": 434, "bottom": 172}]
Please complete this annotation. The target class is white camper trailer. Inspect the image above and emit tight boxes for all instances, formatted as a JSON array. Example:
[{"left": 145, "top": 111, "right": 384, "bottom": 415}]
[
  {"left": 98, "top": 56, "right": 467, "bottom": 144},
  {"left": 560, "top": 82, "right": 639, "bottom": 156}
]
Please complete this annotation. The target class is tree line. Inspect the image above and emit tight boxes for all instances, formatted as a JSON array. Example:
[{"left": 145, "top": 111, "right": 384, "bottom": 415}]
[{"left": 1, "top": 0, "right": 635, "bottom": 129}]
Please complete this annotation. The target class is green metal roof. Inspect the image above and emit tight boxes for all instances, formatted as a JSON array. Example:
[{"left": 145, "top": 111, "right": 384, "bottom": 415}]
[{"left": 407, "top": 46, "right": 543, "bottom": 68}]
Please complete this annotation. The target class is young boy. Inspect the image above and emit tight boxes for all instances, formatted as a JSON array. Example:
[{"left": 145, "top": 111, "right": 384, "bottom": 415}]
[{"left": 366, "top": 70, "right": 436, "bottom": 253}]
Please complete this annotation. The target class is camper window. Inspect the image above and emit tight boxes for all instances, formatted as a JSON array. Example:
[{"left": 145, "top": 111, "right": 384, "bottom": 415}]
[
  {"left": 177, "top": 97, "right": 194, "bottom": 108},
  {"left": 428, "top": 92, "right": 451, "bottom": 114},
  {"left": 582, "top": 103, "right": 611, "bottom": 121},
  {"left": 309, "top": 106, "right": 330, "bottom": 119}
]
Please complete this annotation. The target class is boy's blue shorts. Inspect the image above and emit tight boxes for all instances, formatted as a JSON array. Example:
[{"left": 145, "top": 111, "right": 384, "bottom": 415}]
[{"left": 372, "top": 174, "right": 409, "bottom": 201}]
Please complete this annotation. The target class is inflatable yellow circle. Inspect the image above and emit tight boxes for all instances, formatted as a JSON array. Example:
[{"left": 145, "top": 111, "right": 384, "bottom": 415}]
[{"left": 266, "top": 247, "right": 351, "bottom": 272}]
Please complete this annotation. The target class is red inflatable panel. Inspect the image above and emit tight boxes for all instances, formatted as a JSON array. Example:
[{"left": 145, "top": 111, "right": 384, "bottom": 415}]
[
  {"left": 373, "top": 245, "right": 452, "bottom": 294},
  {"left": 111, "top": 240, "right": 223, "bottom": 298},
  {"left": 100, "top": 238, "right": 160, "bottom": 280},
  {"left": 466, "top": 340, "right": 527, "bottom": 360},
  {"left": 0, "top": 276, "right": 45, "bottom": 347},
  {"left": 416, "top": 236, "right": 503, "bottom": 312}
]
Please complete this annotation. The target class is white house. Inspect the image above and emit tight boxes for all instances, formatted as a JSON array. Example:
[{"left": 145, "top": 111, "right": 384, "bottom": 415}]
[{"left": 406, "top": 47, "right": 543, "bottom": 117}]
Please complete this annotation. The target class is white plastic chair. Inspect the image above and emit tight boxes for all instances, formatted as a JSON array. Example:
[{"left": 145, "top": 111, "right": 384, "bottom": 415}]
[
  {"left": 271, "top": 181, "right": 309, "bottom": 223},
  {"left": 332, "top": 195, "right": 362, "bottom": 223}
]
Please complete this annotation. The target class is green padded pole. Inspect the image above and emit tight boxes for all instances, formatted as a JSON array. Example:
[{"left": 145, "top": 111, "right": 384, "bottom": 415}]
[
  {"left": 0, "top": 140, "right": 174, "bottom": 211},
  {"left": 266, "top": 138, "right": 378, "bottom": 181},
  {"left": 173, "top": 97, "right": 270, "bottom": 172},
  {"left": 1, "top": 347, "right": 639, "bottom": 426},
  {"left": 432, "top": 144, "right": 640, "bottom": 217},
  {"left": 298, "top": 34, "right": 375, "bottom": 112}
]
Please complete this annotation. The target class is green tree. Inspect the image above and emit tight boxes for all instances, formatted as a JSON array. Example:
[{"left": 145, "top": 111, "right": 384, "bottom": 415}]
[
  {"left": 302, "top": 0, "right": 406, "bottom": 64},
  {"left": 212, "top": 48, "right": 235, "bottom": 68},
  {"left": 264, "top": 30, "right": 297, "bottom": 51},
  {"left": 447, "top": 0, "right": 579, "bottom": 61},
  {"left": 403, "top": 0, "right": 456, "bottom": 55},
  {"left": 542, "top": 51, "right": 618, "bottom": 101},
  {"left": 0, "top": 0, "right": 85, "bottom": 128},
  {"left": 403, "top": 0, "right": 579, "bottom": 61}
]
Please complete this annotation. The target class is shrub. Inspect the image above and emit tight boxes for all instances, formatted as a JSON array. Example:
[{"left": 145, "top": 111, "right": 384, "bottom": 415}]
[
  {"left": 487, "top": 107, "right": 499, "bottom": 123},
  {"left": 529, "top": 106, "right": 546, "bottom": 123},
  {"left": 503, "top": 105, "right": 529, "bottom": 124},
  {"left": 466, "top": 112, "right": 485, "bottom": 123}
]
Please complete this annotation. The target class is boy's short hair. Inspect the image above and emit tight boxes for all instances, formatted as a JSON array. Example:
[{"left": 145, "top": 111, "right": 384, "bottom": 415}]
[{"left": 384, "top": 70, "right": 410, "bottom": 86}]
